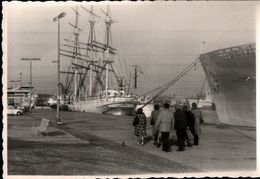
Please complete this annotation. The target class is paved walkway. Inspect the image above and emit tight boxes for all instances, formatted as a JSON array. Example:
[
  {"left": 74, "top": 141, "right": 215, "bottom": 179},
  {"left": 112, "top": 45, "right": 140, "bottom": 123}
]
[
  {"left": 57, "top": 111, "right": 256, "bottom": 172},
  {"left": 7, "top": 109, "right": 256, "bottom": 175},
  {"left": 8, "top": 115, "right": 89, "bottom": 144}
]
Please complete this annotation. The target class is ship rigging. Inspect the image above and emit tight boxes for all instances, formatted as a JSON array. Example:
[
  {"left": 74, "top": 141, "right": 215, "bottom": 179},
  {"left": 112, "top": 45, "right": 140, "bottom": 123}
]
[
  {"left": 60, "top": 6, "right": 128, "bottom": 103},
  {"left": 57, "top": 5, "right": 135, "bottom": 115}
]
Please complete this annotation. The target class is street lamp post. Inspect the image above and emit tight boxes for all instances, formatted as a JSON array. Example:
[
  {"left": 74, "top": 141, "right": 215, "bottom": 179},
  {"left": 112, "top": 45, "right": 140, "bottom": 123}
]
[
  {"left": 21, "top": 58, "right": 41, "bottom": 112},
  {"left": 53, "top": 12, "right": 66, "bottom": 125},
  {"left": 20, "top": 72, "right": 23, "bottom": 104}
]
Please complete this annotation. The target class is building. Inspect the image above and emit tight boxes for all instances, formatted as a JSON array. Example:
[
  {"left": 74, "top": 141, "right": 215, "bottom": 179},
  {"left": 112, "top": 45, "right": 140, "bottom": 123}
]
[{"left": 7, "top": 86, "right": 35, "bottom": 109}]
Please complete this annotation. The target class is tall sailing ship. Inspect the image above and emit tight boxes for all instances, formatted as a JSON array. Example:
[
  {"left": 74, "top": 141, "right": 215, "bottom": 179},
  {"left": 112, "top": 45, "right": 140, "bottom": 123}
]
[
  {"left": 60, "top": 6, "right": 135, "bottom": 115},
  {"left": 199, "top": 43, "right": 256, "bottom": 127}
]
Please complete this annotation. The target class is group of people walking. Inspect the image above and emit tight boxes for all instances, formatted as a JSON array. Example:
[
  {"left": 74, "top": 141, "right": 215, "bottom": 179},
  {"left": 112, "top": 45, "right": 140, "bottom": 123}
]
[{"left": 133, "top": 102, "right": 203, "bottom": 152}]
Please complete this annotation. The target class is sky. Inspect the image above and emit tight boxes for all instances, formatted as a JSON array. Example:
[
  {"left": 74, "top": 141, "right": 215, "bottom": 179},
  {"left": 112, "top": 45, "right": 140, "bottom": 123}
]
[{"left": 3, "top": 1, "right": 258, "bottom": 97}]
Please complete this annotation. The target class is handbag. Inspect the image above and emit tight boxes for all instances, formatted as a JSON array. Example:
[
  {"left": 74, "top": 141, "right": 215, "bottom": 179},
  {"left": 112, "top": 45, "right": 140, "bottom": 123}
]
[
  {"left": 132, "top": 116, "right": 140, "bottom": 126},
  {"left": 187, "top": 129, "right": 194, "bottom": 140}
]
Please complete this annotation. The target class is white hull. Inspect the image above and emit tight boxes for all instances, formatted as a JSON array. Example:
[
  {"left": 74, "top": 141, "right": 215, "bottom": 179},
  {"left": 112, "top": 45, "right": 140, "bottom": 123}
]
[{"left": 68, "top": 97, "right": 134, "bottom": 114}]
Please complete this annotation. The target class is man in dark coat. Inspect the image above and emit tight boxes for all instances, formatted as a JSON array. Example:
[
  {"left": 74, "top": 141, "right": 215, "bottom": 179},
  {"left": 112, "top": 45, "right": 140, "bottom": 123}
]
[{"left": 174, "top": 104, "right": 187, "bottom": 151}]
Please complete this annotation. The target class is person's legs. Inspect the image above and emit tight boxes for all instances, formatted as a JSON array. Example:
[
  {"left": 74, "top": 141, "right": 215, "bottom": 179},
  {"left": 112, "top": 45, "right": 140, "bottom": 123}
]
[
  {"left": 152, "top": 126, "right": 155, "bottom": 139},
  {"left": 136, "top": 135, "right": 140, "bottom": 144},
  {"left": 140, "top": 136, "right": 145, "bottom": 145},
  {"left": 189, "top": 127, "right": 197, "bottom": 145},
  {"left": 177, "top": 129, "right": 185, "bottom": 151},
  {"left": 180, "top": 129, "right": 186, "bottom": 150},
  {"left": 154, "top": 130, "right": 159, "bottom": 145},
  {"left": 176, "top": 130, "right": 181, "bottom": 149},
  {"left": 161, "top": 132, "right": 170, "bottom": 151},
  {"left": 194, "top": 135, "right": 199, "bottom": 145},
  {"left": 156, "top": 132, "right": 162, "bottom": 147},
  {"left": 161, "top": 132, "right": 166, "bottom": 150}
]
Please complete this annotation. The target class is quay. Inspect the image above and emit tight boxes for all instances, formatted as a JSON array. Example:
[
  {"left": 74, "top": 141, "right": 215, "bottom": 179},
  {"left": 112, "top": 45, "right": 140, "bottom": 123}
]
[{"left": 7, "top": 109, "right": 256, "bottom": 176}]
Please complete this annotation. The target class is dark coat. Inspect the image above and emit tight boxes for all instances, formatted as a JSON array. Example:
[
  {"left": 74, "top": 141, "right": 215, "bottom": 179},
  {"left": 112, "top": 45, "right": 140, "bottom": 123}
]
[
  {"left": 184, "top": 111, "right": 195, "bottom": 128},
  {"left": 174, "top": 109, "right": 187, "bottom": 130}
]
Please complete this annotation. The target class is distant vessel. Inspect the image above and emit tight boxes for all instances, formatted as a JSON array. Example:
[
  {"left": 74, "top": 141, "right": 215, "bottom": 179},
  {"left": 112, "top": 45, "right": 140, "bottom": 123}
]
[
  {"left": 60, "top": 6, "right": 135, "bottom": 115},
  {"left": 134, "top": 96, "right": 154, "bottom": 118},
  {"left": 200, "top": 43, "right": 255, "bottom": 127},
  {"left": 188, "top": 90, "right": 215, "bottom": 109}
]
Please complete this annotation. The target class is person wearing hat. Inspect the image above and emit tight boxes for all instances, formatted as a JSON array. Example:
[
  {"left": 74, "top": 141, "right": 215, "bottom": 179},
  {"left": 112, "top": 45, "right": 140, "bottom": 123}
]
[
  {"left": 150, "top": 104, "right": 160, "bottom": 145},
  {"left": 133, "top": 108, "right": 147, "bottom": 145},
  {"left": 174, "top": 104, "right": 187, "bottom": 151},
  {"left": 155, "top": 103, "right": 174, "bottom": 152},
  {"left": 191, "top": 102, "right": 203, "bottom": 145}
]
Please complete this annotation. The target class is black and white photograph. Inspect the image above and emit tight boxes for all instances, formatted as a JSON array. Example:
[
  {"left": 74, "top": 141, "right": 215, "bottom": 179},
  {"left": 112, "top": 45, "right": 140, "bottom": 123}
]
[{"left": 2, "top": 1, "right": 259, "bottom": 178}]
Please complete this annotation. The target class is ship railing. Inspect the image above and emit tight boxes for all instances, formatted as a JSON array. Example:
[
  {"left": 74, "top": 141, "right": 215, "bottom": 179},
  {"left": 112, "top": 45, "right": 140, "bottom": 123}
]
[
  {"left": 75, "top": 96, "right": 133, "bottom": 103},
  {"left": 214, "top": 44, "right": 255, "bottom": 59}
]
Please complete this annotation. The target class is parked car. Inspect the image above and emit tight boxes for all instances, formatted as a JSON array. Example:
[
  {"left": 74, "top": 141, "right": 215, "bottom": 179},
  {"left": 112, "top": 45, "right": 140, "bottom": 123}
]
[
  {"left": 50, "top": 104, "right": 69, "bottom": 111},
  {"left": 7, "top": 106, "right": 23, "bottom": 116}
]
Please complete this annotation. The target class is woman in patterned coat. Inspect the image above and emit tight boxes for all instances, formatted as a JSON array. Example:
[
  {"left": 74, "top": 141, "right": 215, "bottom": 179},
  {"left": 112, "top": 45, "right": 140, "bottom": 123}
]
[{"left": 134, "top": 108, "right": 147, "bottom": 145}]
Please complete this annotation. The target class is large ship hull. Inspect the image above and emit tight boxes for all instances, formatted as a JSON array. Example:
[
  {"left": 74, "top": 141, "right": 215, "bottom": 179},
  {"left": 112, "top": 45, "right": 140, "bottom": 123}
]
[{"left": 200, "top": 43, "right": 256, "bottom": 127}]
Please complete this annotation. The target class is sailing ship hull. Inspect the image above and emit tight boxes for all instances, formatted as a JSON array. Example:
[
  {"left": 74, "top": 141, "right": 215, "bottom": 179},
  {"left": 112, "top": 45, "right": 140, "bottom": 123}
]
[
  {"left": 68, "top": 97, "right": 136, "bottom": 116},
  {"left": 199, "top": 43, "right": 256, "bottom": 127}
]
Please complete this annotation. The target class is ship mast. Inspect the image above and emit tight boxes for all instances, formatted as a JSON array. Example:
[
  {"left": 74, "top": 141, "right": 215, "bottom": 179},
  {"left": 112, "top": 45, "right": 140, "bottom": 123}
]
[
  {"left": 60, "top": 6, "right": 87, "bottom": 101},
  {"left": 134, "top": 65, "right": 137, "bottom": 89},
  {"left": 60, "top": 5, "right": 119, "bottom": 101},
  {"left": 81, "top": 5, "right": 100, "bottom": 97},
  {"left": 101, "top": 6, "right": 114, "bottom": 100},
  {"left": 133, "top": 65, "right": 144, "bottom": 89},
  {"left": 73, "top": 6, "right": 80, "bottom": 101}
]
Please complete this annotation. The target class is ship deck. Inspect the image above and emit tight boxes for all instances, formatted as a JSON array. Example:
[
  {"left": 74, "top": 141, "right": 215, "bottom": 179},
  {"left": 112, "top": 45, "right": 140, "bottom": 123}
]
[{"left": 6, "top": 109, "right": 257, "bottom": 177}]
